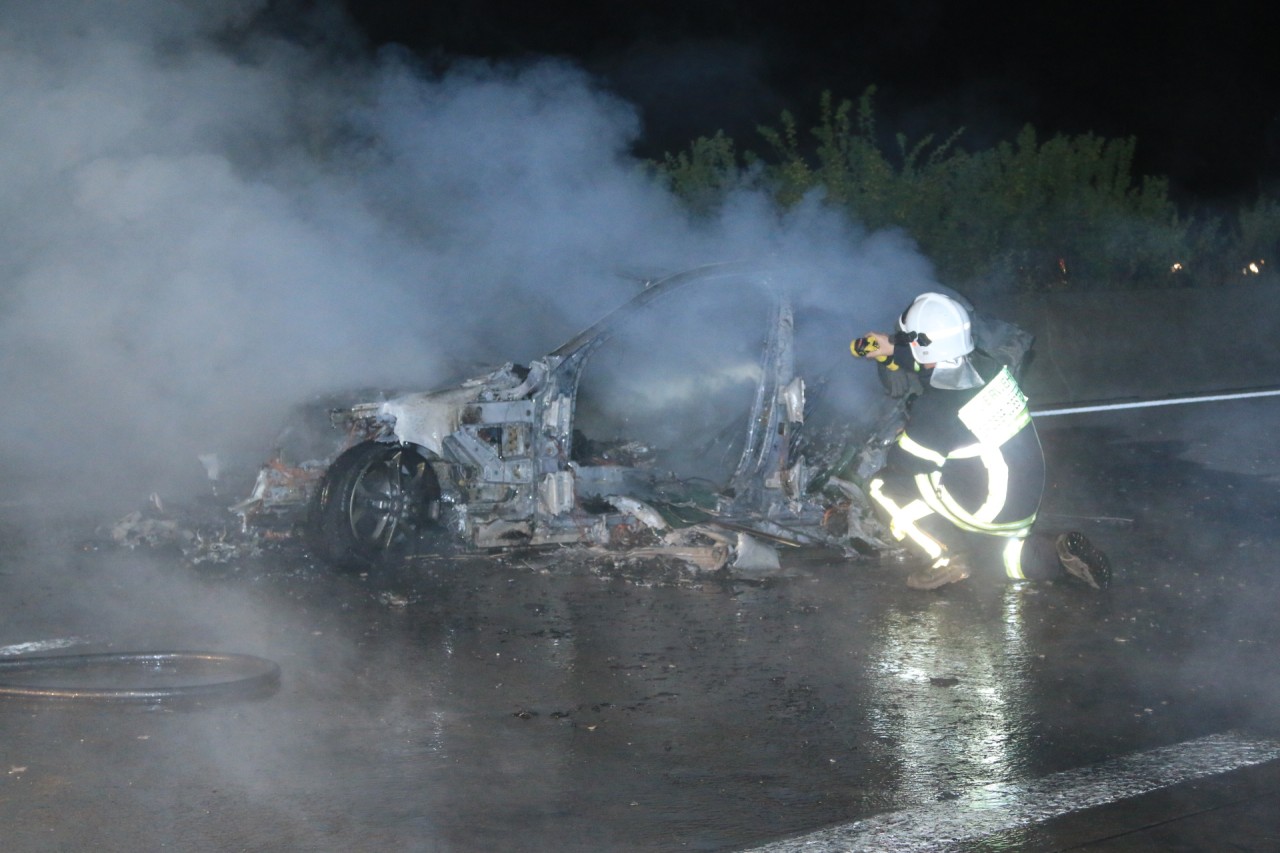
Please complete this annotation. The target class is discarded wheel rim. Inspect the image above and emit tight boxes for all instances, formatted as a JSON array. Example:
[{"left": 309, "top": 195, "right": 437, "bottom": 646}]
[{"left": 0, "top": 652, "right": 281, "bottom": 703}]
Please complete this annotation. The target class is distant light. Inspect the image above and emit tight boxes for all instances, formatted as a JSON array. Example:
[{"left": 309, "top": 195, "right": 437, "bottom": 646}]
[
  {"left": 1243, "top": 259, "right": 1266, "bottom": 275},
  {"left": 1170, "top": 262, "right": 1184, "bottom": 273}
]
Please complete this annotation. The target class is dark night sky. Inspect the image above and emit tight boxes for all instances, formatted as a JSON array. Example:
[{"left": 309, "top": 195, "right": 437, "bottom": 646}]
[{"left": 338, "top": 0, "right": 1279, "bottom": 205}]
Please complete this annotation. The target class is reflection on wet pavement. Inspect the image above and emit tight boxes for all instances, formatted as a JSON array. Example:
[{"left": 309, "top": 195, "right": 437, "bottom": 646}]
[
  {"left": 868, "top": 587, "right": 1036, "bottom": 803},
  {"left": 4, "top": 405, "right": 1280, "bottom": 850}
]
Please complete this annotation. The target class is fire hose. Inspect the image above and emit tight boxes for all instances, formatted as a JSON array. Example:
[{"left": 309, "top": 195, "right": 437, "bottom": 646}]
[
  {"left": 0, "top": 651, "right": 281, "bottom": 703},
  {"left": 1027, "top": 385, "right": 1280, "bottom": 527},
  {"left": 1031, "top": 385, "right": 1280, "bottom": 417}
]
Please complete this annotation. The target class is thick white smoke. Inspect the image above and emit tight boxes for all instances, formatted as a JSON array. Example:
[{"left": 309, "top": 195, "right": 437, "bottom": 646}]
[{"left": 0, "top": 0, "right": 937, "bottom": 512}]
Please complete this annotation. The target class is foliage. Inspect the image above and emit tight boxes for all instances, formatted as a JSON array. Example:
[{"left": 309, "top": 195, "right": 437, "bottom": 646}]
[
  {"left": 1232, "top": 197, "right": 1280, "bottom": 279},
  {"left": 655, "top": 88, "right": 1279, "bottom": 292},
  {"left": 657, "top": 131, "right": 742, "bottom": 216}
]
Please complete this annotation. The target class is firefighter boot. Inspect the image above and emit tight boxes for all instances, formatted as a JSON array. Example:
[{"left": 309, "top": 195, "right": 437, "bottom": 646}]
[
  {"left": 906, "top": 555, "right": 971, "bottom": 590},
  {"left": 1055, "top": 531, "right": 1111, "bottom": 590}
]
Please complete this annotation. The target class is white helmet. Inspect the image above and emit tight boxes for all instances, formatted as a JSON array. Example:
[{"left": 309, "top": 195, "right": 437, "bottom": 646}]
[{"left": 898, "top": 292, "right": 974, "bottom": 363}]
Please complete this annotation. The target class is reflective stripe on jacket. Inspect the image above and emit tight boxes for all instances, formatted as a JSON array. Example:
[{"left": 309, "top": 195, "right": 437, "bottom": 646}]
[{"left": 889, "top": 362, "right": 1044, "bottom": 534}]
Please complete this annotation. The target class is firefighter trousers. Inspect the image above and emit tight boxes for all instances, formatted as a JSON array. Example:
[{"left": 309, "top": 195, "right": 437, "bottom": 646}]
[{"left": 869, "top": 471, "right": 1059, "bottom": 581}]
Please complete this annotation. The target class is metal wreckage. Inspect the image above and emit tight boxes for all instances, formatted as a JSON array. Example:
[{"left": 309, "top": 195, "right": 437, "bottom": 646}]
[{"left": 112, "top": 262, "right": 1031, "bottom": 574}]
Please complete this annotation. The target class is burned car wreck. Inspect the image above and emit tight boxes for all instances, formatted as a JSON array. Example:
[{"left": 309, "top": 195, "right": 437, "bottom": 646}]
[{"left": 222, "top": 263, "right": 1030, "bottom": 574}]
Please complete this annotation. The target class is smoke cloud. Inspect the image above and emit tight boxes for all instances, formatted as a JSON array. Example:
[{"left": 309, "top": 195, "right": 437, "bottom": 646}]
[{"left": 0, "top": 0, "right": 937, "bottom": 512}]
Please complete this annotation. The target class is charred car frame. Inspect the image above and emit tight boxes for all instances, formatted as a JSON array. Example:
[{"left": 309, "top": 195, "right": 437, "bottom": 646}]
[{"left": 227, "top": 263, "right": 1028, "bottom": 572}]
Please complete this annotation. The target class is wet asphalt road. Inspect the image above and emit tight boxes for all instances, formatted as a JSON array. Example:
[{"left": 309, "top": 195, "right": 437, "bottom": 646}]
[{"left": 3, "top": 398, "right": 1280, "bottom": 851}]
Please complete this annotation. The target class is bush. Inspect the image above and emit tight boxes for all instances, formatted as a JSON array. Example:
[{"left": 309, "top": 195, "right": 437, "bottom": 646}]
[
  {"left": 657, "top": 131, "right": 742, "bottom": 216},
  {"left": 656, "top": 88, "right": 1275, "bottom": 293},
  {"left": 1231, "top": 197, "right": 1280, "bottom": 280}
]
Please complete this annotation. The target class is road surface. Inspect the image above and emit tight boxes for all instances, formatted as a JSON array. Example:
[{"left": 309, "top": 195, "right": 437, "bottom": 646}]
[{"left": 2, "top": 397, "right": 1279, "bottom": 851}]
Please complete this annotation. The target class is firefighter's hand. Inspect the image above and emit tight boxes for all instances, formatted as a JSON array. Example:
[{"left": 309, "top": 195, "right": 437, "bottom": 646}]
[{"left": 850, "top": 332, "right": 893, "bottom": 359}]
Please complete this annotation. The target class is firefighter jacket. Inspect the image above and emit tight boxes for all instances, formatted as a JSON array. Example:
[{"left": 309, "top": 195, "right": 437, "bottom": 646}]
[{"left": 884, "top": 353, "right": 1044, "bottom": 536}]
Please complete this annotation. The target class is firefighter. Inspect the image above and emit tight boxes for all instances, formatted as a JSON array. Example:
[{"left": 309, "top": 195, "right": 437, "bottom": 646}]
[{"left": 851, "top": 292, "right": 1111, "bottom": 590}]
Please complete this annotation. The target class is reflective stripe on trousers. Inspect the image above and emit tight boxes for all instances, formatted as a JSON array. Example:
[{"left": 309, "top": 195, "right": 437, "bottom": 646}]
[
  {"left": 871, "top": 476, "right": 1033, "bottom": 580},
  {"left": 1002, "top": 533, "right": 1028, "bottom": 580},
  {"left": 868, "top": 477, "right": 944, "bottom": 562}
]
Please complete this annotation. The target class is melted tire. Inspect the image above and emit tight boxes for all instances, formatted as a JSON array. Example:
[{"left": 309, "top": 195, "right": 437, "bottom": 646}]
[{"left": 307, "top": 441, "right": 441, "bottom": 570}]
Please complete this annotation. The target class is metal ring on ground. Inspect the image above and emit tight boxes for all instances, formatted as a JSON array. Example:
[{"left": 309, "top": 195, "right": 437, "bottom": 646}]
[{"left": 0, "top": 652, "right": 281, "bottom": 703}]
